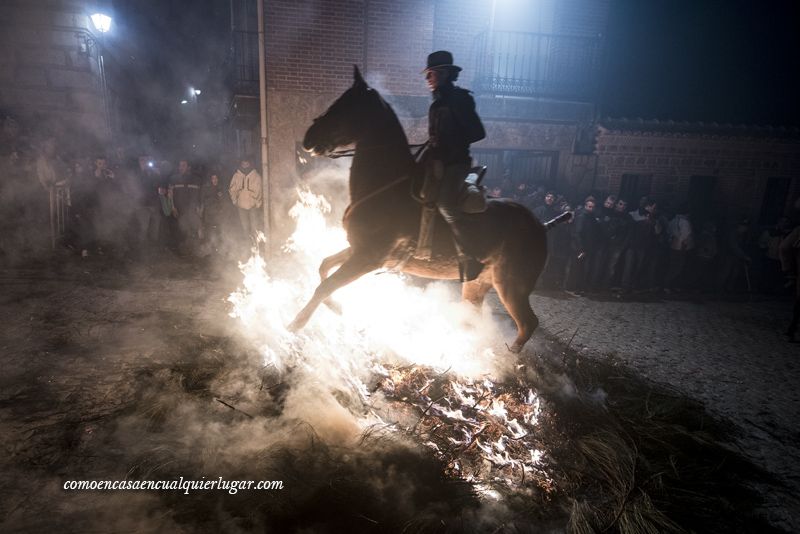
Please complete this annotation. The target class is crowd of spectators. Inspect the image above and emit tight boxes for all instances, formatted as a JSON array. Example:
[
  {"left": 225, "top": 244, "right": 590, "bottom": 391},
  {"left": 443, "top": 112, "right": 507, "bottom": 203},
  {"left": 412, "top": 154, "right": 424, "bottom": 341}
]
[
  {"left": 491, "top": 179, "right": 799, "bottom": 298},
  {"left": 2, "top": 111, "right": 798, "bottom": 306},
  {"left": 0, "top": 114, "right": 263, "bottom": 264}
]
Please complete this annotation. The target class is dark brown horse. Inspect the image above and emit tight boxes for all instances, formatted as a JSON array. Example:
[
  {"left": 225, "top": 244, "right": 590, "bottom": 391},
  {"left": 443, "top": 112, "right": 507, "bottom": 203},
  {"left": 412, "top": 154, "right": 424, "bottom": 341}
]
[{"left": 289, "top": 67, "right": 548, "bottom": 352}]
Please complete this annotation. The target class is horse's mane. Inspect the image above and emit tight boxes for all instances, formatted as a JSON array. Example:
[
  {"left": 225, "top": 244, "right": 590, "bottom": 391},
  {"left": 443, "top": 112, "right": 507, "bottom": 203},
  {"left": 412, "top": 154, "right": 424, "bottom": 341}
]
[{"left": 365, "top": 88, "right": 413, "bottom": 153}]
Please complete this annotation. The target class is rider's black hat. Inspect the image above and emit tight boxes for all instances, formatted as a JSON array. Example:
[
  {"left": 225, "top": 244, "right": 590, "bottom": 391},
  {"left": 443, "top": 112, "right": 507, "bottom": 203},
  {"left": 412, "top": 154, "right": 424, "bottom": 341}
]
[{"left": 423, "top": 50, "right": 462, "bottom": 73}]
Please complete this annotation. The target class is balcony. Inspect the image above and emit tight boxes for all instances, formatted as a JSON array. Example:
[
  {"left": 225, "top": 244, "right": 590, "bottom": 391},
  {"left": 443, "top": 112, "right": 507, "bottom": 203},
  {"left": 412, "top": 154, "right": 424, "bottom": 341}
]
[{"left": 473, "top": 30, "right": 602, "bottom": 101}]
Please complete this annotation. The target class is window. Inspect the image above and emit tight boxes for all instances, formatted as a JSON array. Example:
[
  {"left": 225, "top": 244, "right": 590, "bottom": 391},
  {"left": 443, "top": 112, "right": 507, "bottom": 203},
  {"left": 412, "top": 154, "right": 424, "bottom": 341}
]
[
  {"left": 472, "top": 149, "right": 558, "bottom": 188},
  {"left": 618, "top": 174, "right": 652, "bottom": 205}
]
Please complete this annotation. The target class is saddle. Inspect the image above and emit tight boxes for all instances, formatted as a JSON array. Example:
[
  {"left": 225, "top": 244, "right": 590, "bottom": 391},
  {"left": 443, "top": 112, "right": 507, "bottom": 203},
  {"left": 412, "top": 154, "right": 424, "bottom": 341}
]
[
  {"left": 411, "top": 165, "right": 488, "bottom": 261},
  {"left": 410, "top": 165, "right": 488, "bottom": 210}
]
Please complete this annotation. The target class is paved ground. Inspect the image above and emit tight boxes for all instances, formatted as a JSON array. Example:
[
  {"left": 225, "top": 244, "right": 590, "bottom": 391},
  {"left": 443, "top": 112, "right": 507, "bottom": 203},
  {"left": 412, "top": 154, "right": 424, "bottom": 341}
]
[
  {"left": 2, "top": 257, "right": 798, "bottom": 530},
  {"left": 525, "top": 289, "right": 800, "bottom": 528}
]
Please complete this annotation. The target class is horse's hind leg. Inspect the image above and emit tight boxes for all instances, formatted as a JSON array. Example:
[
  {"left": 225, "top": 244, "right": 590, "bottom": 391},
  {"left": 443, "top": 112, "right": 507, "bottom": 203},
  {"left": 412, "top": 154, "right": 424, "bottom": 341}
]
[
  {"left": 493, "top": 272, "right": 539, "bottom": 354},
  {"left": 462, "top": 272, "right": 493, "bottom": 307},
  {"left": 319, "top": 247, "right": 352, "bottom": 314},
  {"left": 289, "top": 252, "right": 381, "bottom": 332}
]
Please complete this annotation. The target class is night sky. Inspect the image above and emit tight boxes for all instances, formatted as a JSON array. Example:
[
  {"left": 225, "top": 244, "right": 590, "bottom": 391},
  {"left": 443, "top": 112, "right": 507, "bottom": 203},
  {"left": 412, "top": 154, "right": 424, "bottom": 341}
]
[
  {"left": 602, "top": 0, "right": 800, "bottom": 126},
  {"left": 118, "top": 0, "right": 800, "bottom": 129}
]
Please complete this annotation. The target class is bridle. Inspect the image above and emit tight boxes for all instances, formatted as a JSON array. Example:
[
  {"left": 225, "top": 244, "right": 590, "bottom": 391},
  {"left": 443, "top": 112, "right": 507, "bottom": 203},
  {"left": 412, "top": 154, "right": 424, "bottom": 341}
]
[
  {"left": 336, "top": 142, "right": 429, "bottom": 220},
  {"left": 326, "top": 142, "right": 427, "bottom": 159},
  {"left": 309, "top": 95, "right": 429, "bottom": 219}
]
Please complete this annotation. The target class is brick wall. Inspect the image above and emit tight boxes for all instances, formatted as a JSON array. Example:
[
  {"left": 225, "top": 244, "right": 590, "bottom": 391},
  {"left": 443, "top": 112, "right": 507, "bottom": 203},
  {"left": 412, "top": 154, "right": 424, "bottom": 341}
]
[
  {"left": 596, "top": 124, "right": 800, "bottom": 221},
  {"left": 265, "top": 0, "right": 366, "bottom": 93},
  {"left": 364, "top": 0, "right": 433, "bottom": 96},
  {"left": 264, "top": 0, "right": 436, "bottom": 96},
  {"left": 432, "top": 0, "right": 491, "bottom": 87},
  {"left": 259, "top": 0, "right": 609, "bottom": 95}
]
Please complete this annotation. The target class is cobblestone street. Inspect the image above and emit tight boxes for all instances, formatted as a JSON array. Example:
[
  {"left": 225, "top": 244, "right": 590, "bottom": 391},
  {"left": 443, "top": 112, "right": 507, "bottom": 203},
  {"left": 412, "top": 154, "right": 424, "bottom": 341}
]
[
  {"left": 524, "top": 290, "right": 800, "bottom": 527},
  {"left": 1, "top": 259, "right": 799, "bottom": 531}
]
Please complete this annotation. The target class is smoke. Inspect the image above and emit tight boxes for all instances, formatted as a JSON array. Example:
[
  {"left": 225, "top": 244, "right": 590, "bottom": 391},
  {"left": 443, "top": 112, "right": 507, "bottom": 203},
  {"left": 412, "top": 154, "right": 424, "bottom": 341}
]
[{"left": 0, "top": 159, "right": 531, "bottom": 532}]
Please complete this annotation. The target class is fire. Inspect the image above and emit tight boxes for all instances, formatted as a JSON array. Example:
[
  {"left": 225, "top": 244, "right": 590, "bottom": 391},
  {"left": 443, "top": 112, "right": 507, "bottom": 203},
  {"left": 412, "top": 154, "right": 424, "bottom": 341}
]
[{"left": 228, "top": 186, "right": 553, "bottom": 498}]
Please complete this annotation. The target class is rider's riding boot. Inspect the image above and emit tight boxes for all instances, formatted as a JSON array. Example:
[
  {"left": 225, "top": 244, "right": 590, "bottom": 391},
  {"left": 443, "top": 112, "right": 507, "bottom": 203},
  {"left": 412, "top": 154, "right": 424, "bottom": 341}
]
[{"left": 458, "top": 255, "right": 484, "bottom": 282}]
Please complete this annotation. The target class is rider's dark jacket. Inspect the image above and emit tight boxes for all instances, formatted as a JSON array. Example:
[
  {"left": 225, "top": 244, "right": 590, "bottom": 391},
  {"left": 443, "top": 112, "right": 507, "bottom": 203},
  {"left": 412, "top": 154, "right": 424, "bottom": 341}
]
[{"left": 428, "top": 83, "right": 485, "bottom": 166}]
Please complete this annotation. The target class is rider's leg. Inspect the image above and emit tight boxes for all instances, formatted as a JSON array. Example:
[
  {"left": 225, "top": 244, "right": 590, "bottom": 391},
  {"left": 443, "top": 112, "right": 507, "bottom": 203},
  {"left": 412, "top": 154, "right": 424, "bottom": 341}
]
[{"left": 437, "top": 163, "right": 483, "bottom": 282}]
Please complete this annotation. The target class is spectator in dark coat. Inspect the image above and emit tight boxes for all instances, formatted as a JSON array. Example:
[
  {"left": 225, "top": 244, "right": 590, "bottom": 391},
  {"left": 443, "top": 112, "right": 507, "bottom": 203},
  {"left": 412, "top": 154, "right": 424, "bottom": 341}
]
[
  {"left": 601, "top": 198, "right": 632, "bottom": 290},
  {"left": 170, "top": 159, "right": 202, "bottom": 254},
  {"left": 129, "top": 155, "right": 161, "bottom": 251},
  {"left": 564, "top": 196, "right": 598, "bottom": 293},
  {"left": 689, "top": 220, "right": 719, "bottom": 291},
  {"left": 590, "top": 195, "right": 616, "bottom": 288},
  {"left": 201, "top": 172, "right": 227, "bottom": 256},
  {"left": 779, "top": 225, "right": 800, "bottom": 341},
  {"left": 540, "top": 201, "right": 573, "bottom": 289},
  {"left": 718, "top": 217, "right": 753, "bottom": 292},
  {"left": 532, "top": 191, "right": 559, "bottom": 223},
  {"left": 622, "top": 197, "right": 660, "bottom": 292}
]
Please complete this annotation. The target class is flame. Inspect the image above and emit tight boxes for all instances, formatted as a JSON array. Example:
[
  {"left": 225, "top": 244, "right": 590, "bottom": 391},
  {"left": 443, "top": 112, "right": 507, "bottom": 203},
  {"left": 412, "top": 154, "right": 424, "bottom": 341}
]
[{"left": 228, "top": 186, "right": 553, "bottom": 499}]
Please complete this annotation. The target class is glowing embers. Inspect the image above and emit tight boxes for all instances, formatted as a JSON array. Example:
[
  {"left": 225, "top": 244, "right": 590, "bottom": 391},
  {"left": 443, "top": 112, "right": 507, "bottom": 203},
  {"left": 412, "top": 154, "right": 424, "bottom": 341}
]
[{"left": 377, "top": 366, "right": 554, "bottom": 498}]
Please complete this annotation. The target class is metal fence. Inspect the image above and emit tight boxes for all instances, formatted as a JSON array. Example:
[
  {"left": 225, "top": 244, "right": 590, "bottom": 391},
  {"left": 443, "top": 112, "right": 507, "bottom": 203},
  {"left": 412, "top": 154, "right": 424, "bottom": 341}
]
[
  {"left": 473, "top": 30, "right": 602, "bottom": 100},
  {"left": 49, "top": 185, "right": 70, "bottom": 249}
]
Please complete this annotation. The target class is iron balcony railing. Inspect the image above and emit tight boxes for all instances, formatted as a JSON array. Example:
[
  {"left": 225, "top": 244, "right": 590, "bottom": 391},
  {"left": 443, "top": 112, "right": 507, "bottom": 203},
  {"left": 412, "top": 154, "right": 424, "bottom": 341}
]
[{"left": 473, "top": 30, "right": 602, "bottom": 101}]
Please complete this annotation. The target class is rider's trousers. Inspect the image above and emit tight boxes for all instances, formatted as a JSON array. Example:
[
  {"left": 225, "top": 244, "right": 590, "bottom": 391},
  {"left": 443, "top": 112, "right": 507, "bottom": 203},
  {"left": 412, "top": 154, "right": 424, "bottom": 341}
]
[{"left": 431, "top": 162, "right": 473, "bottom": 259}]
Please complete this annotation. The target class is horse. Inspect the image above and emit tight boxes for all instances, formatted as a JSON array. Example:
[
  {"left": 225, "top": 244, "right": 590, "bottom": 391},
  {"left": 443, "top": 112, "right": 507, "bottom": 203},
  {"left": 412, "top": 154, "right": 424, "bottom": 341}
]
[{"left": 288, "top": 66, "right": 549, "bottom": 353}]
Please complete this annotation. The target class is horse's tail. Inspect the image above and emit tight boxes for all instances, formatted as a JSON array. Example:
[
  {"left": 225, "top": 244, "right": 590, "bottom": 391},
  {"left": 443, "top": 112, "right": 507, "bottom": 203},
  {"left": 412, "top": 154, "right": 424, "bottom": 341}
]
[{"left": 499, "top": 202, "right": 548, "bottom": 289}]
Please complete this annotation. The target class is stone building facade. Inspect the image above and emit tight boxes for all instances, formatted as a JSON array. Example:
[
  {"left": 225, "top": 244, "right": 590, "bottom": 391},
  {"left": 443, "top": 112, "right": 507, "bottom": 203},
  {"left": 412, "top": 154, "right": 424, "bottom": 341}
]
[
  {"left": 0, "top": 0, "right": 137, "bottom": 150},
  {"left": 596, "top": 120, "right": 800, "bottom": 225},
  {"left": 227, "top": 0, "right": 799, "bottom": 238}
]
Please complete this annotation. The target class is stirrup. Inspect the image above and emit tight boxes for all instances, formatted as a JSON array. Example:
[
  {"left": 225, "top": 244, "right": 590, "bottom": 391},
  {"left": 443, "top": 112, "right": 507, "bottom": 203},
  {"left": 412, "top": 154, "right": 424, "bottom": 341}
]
[
  {"left": 413, "top": 244, "right": 432, "bottom": 261},
  {"left": 391, "top": 247, "right": 415, "bottom": 272}
]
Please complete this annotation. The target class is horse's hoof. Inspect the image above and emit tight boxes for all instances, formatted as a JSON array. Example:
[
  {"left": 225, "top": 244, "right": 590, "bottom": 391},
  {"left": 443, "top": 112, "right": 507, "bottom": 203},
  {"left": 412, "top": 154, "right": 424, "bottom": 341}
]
[
  {"left": 323, "top": 298, "right": 342, "bottom": 315},
  {"left": 507, "top": 343, "right": 523, "bottom": 354}
]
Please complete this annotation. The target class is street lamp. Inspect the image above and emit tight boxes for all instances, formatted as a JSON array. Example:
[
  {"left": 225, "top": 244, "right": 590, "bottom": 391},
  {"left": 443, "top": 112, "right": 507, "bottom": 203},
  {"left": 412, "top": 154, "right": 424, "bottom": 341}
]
[
  {"left": 90, "top": 13, "right": 113, "bottom": 139},
  {"left": 90, "top": 13, "right": 112, "bottom": 33}
]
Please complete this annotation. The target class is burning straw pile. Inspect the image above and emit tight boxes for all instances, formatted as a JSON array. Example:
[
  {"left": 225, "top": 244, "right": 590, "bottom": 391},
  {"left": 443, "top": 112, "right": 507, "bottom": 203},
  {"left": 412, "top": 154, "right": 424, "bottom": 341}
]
[{"left": 374, "top": 366, "right": 553, "bottom": 499}]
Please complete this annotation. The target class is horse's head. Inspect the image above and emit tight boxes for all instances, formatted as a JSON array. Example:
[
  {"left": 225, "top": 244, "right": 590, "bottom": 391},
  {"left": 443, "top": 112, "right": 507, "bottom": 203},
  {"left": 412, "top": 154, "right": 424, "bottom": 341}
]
[{"left": 303, "top": 66, "right": 378, "bottom": 156}]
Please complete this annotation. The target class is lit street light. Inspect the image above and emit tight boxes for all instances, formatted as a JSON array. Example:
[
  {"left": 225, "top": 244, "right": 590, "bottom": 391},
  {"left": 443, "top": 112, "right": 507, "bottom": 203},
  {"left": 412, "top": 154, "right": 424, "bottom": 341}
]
[{"left": 90, "top": 13, "right": 112, "bottom": 33}]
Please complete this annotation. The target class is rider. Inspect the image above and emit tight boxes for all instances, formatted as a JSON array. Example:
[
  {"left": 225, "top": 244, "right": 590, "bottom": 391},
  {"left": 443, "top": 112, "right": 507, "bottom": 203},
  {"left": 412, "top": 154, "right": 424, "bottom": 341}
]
[{"left": 421, "top": 50, "right": 486, "bottom": 282}]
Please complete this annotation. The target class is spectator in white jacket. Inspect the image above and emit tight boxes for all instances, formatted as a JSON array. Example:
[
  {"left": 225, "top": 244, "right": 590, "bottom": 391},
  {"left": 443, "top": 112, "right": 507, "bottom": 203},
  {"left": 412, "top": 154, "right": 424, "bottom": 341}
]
[
  {"left": 228, "top": 156, "right": 262, "bottom": 242},
  {"left": 665, "top": 205, "right": 694, "bottom": 291}
]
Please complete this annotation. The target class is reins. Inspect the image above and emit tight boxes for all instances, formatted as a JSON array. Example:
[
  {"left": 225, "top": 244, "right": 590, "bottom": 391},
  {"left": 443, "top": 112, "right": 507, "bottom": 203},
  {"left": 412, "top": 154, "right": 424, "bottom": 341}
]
[
  {"left": 327, "top": 142, "right": 427, "bottom": 159},
  {"left": 343, "top": 174, "right": 411, "bottom": 220},
  {"left": 331, "top": 142, "right": 428, "bottom": 220}
]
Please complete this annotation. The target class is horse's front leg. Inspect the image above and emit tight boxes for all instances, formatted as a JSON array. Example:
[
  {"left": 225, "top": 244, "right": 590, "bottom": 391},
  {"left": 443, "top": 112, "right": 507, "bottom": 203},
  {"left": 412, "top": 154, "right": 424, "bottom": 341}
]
[
  {"left": 319, "top": 247, "right": 352, "bottom": 315},
  {"left": 289, "top": 252, "right": 382, "bottom": 332}
]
